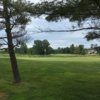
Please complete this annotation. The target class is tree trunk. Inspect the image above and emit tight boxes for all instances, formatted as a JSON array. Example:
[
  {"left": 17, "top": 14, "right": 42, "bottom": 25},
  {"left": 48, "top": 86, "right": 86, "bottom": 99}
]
[
  {"left": 7, "top": 31, "right": 21, "bottom": 83},
  {"left": 3, "top": 0, "right": 21, "bottom": 83}
]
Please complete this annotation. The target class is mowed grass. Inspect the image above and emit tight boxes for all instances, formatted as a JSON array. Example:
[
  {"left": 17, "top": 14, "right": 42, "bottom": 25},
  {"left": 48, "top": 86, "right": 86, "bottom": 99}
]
[{"left": 0, "top": 54, "right": 100, "bottom": 100}]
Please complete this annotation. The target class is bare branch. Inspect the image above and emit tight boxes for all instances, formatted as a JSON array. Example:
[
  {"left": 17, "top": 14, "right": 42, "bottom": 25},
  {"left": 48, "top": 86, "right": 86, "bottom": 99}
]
[
  {"left": 2, "top": 38, "right": 8, "bottom": 44},
  {"left": 35, "top": 27, "right": 100, "bottom": 33},
  {"left": 0, "top": 33, "right": 26, "bottom": 40},
  {"left": 0, "top": 43, "right": 7, "bottom": 45},
  {"left": 0, "top": 21, "right": 5, "bottom": 24},
  {"left": 0, "top": 36, "right": 6, "bottom": 39}
]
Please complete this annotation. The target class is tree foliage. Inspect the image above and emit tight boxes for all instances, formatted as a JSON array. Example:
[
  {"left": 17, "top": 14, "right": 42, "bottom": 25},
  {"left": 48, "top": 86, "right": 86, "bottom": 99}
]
[
  {"left": 35, "top": 0, "right": 100, "bottom": 41},
  {"left": 15, "top": 41, "right": 86, "bottom": 55},
  {"left": 54, "top": 44, "right": 86, "bottom": 55},
  {"left": 33, "top": 40, "right": 53, "bottom": 55},
  {"left": 15, "top": 43, "right": 28, "bottom": 54}
]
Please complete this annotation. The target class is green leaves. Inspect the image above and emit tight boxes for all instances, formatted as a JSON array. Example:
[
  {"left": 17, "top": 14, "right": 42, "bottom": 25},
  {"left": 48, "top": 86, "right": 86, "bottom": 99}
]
[
  {"left": 33, "top": 40, "right": 52, "bottom": 55},
  {"left": 35, "top": 0, "right": 100, "bottom": 22},
  {"left": 85, "top": 31, "right": 100, "bottom": 41}
]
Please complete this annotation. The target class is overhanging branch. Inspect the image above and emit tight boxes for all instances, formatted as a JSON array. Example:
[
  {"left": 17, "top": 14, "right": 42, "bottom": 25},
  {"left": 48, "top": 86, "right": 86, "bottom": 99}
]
[{"left": 36, "top": 27, "right": 100, "bottom": 33}]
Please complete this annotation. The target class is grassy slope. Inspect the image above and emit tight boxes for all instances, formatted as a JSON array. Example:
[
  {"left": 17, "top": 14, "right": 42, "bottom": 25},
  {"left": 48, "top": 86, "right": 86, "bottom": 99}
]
[{"left": 0, "top": 54, "right": 100, "bottom": 100}]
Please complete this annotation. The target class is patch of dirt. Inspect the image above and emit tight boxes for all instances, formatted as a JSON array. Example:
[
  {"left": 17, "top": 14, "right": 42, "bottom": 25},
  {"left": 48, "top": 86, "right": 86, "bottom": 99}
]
[{"left": 0, "top": 92, "right": 9, "bottom": 100}]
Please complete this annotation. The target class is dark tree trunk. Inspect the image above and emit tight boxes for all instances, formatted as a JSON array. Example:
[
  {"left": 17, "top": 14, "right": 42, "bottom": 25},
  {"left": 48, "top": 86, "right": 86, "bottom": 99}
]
[
  {"left": 7, "top": 31, "right": 21, "bottom": 83},
  {"left": 3, "top": 0, "right": 21, "bottom": 83}
]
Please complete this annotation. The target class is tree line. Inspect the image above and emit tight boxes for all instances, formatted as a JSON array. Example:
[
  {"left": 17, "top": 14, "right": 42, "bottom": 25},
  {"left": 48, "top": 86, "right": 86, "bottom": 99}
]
[
  {"left": 15, "top": 40, "right": 86, "bottom": 55},
  {"left": 15, "top": 40, "right": 53, "bottom": 55}
]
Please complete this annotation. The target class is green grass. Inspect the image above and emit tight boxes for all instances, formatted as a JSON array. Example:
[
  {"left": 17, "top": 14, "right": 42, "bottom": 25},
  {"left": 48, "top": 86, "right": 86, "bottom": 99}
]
[{"left": 0, "top": 54, "right": 100, "bottom": 100}]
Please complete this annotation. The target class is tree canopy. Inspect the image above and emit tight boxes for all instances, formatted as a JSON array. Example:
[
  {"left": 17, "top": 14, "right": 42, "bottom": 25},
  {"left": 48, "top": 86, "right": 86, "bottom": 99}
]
[{"left": 33, "top": 40, "right": 52, "bottom": 55}]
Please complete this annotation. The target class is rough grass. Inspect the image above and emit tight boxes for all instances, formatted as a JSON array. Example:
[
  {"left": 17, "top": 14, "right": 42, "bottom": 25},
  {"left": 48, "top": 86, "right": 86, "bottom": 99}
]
[{"left": 0, "top": 54, "right": 100, "bottom": 100}]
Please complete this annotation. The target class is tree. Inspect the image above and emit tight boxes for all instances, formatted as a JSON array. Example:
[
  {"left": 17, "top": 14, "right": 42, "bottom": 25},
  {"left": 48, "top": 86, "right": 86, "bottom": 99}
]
[
  {"left": 27, "top": 47, "right": 35, "bottom": 55},
  {"left": 70, "top": 44, "right": 75, "bottom": 54},
  {"left": 20, "top": 43, "right": 28, "bottom": 54},
  {"left": 78, "top": 45, "right": 86, "bottom": 55},
  {"left": 42, "top": 40, "right": 50, "bottom": 55},
  {"left": 35, "top": 0, "right": 100, "bottom": 40},
  {"left": 0, "top": 0, "right": 37, "bottom": 83},
  {"left": 33, "top": 40, "right": 52, "bottom": 55},
  {"left": 34, "top": 40, "right": 43, "bottom": 55},
  {"left": 94, "top": 46, "right": 100, "bottom": 54},
  {"left": 74, "top": 46, "right": 80, "bottom": 54},
  {"left": 15, "top": 43, "right": 28, "bottom": 54}
]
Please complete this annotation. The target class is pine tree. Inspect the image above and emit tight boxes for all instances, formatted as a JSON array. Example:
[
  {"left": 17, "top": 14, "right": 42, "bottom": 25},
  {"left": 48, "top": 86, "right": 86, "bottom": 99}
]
[{"left": 0, "top": 0, "right": 36, "bottom": 83}]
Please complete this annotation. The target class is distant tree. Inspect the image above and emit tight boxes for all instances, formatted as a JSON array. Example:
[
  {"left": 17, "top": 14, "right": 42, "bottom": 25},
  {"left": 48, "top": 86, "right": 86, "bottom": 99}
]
[
  {"left": 34, "top": 40, "right": 43, "bottom": 55},
  {"left": 54, "top": 44, "right": 86, "bottom": 55},
  {"left": 78, "top": 45, "right": 86, "bottom": 55},
  {"left": 33, "top": 40, "right": 52, "bottom": 55},
  {"left": 91, "top": 44, "right": 98, "bottom": 49},
  {"left": 15, "top": 48, "right": 20, "bottom": 54},
  {"left": 90, "top": 44, "right": 100, "bottom": 54},
  {"left": 74, "top": 46, "right": 80, "bottom": 54},
  {"left": 20, "top": 43, "right": 28, "bottom": 54},
  {"left": 15, "top": 43, "right": 28, "bottom": 54},
  {"left": 65, "top": 47, "right": 71, "bottom": 54},
  {"left": 94, "top": 46, "right": 100, "bottom": 54},
  {"left": 55, "top": 47, "right": 63, "bottom": 54},
  {"left": 42, "top": 40, "right": 52, "bottom": 55},
  {"left": 45, "top": 43, "right": 86, "bottom": 55},
  {"left": 27, "top": 47, "right": 35, "bottom": 55},
  {"left": 91, "top": 44, "right": 94, "bottom": 49},
  {"left": 70, "top": 44, "right": 75, "bottom": 54}
]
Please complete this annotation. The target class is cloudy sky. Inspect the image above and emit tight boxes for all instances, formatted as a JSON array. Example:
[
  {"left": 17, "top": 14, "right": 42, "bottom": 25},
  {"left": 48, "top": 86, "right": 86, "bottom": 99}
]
[
  {"left": 24, "top": 0, "right": 100, "bottom": 48},
  {"left": 1, "top": 0, "right": 99, "bottom": 49}
]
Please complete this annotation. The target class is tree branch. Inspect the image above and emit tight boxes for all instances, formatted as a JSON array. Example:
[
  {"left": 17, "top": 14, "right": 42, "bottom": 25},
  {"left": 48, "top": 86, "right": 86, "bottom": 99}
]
[
  {"left": 0, "top": 33, "right": 26, "bottom": 40},
  {"left": 36, "top": 27, "right": 100, "bottom": 33},
  {"left": 0, "top": 43, "right": 7, "bottom": 45},
  {"left": 0, "top": 37, "right": 6, "bottom": 39}
]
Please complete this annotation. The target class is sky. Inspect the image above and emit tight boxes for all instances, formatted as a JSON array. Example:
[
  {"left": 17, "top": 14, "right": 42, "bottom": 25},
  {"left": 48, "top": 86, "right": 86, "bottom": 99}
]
[
  {"left": 24, "top": 0, "right": 100, "bottom": 48},
  {"left": 26, "top": 17, "right": 100, "bottom": 48}
]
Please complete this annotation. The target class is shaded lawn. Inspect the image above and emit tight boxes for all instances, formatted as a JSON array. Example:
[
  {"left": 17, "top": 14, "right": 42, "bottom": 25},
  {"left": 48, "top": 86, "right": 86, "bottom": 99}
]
[{"left": 0, "top": 56, "right": 100, "bottom": 100}]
